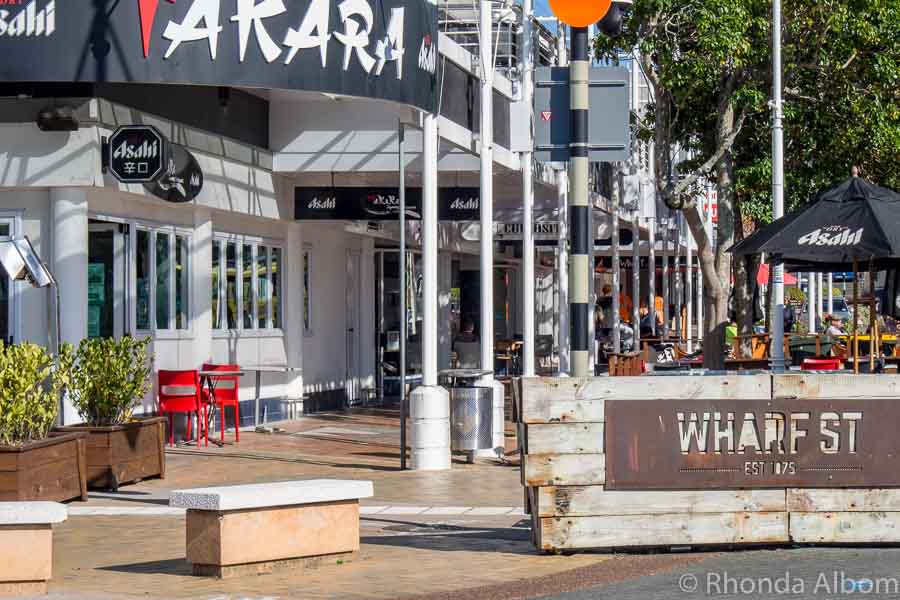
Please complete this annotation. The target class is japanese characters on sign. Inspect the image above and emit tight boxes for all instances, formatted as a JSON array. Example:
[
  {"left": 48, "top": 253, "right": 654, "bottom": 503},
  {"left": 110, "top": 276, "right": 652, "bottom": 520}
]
[
  {"left": 605, "top": 399, "right": 900, "bottom": 490},
  {"left": 107, "top": 126, "right": 165, "bottom": 184}
]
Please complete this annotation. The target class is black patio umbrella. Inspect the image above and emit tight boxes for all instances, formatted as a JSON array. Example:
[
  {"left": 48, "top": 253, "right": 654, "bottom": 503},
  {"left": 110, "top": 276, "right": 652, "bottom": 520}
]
[
  {"left": 731, "top": 176, "right": 900, "bottom": 373},
  {"left": 731, "top": 177, "right": 900, "bottom": 269}
]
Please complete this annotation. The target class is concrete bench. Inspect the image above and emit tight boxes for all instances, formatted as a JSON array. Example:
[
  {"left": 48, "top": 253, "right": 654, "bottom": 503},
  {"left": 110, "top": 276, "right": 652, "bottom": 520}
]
[
  {"left": 169, "top": 479, "right": 374, "bottom": 578},
  {"left": 0, "top": 502, "right": 67, "bottom": 596}
]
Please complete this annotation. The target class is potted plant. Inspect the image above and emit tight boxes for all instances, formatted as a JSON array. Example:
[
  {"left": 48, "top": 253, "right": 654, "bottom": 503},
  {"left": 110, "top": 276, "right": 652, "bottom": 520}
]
[
  {"left": 0, "top": 342, "right": 87, "bottom": 502},
  {"left": 56, "top": 337, "right": 165, "bottom": 491}
]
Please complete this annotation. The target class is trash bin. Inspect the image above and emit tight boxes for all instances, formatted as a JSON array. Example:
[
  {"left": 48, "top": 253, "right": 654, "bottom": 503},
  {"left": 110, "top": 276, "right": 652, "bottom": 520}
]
[{"left": 439, "top": 369, "right": 494, "bottom": 460}]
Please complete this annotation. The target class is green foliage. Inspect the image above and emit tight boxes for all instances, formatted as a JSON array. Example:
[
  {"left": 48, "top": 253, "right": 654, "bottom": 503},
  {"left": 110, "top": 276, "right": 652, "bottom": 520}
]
[
  {"left": 787, "top": 287, "right": 806, "bottom": 304},
  {"left": 68, "top": 337, "right": 152, "bottom": 427},
  {"left": 0, "top": 342, "right": 73, "bottom": 446}
]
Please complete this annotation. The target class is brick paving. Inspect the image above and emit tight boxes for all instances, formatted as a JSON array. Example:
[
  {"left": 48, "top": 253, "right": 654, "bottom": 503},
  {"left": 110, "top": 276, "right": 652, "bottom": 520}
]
[{"left": 34, "top": 410, "right": 690, "bottom": 600}]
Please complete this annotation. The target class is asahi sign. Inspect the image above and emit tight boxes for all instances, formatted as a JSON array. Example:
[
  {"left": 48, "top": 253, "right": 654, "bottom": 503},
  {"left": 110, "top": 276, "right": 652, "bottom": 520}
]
[
  {"left": 295, "top": 187, "right": 480, "bottom": 221},
  {"left": 605, "top": 399, "right": 900, "bottom": 490},
  {"left": 108, "top": 126, "right": 165, "bottom": 184}
]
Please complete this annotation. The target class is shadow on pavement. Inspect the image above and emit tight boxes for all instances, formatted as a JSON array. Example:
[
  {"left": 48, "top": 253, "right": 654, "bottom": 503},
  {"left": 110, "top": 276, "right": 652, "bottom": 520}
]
[
  {"left": 98, "top": 558, "right": 191, "bottom": 577},
  {"left": 362, "top": 518, "right": 533, "bottom": 555}
]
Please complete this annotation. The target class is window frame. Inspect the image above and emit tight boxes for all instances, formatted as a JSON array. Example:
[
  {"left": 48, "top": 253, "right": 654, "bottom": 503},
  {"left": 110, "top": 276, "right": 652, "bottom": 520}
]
[
  {"left": 0, "top": 211, "right": 22, "bottom": 344},
  {"left": 89, "top": 214, "right": 193, "bottom": 339},
  {"left": 212, "top": 232, "right": 284, "bottom": 336}
]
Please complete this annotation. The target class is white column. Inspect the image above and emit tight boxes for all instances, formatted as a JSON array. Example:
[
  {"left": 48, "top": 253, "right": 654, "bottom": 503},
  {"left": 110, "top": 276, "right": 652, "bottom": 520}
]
[
  {"left": 479, "top": 0, "right": 495, "bottom": 375},
  {"left": 521, "top": 0, "right": 535, "bottom": 377},
  {"left": 192, "top": 207, "right": 213, "bottom": 368},
  {"left": 51, "top": 188, "right": 88, "bottom": 425},
  {"left": 284, "top": 223, "right": 304, "bottom": 407},
  {"left": 662, "top": 220, "right": 669, "bottom": 339},
  {"left": 686, "top": 226, "right": 693, "bottom": 352},
  {"left": 674, "top": 218, "right": 682, "bottom": 344},
  {"left": 611, "top": 179, "right": 621, "bottom": 354},
  {"left": 631, "top": 215, "right": 640, "bottom": 348},
  {"left": 409, "top": 113, "right": 450, "bottom": 471},
  {"left": 556, "top": 170, "right": 569, "bottom": 374},
  {"left": 817, "top": 272, "right": 824, "bottom": 324},
  {"left": 807, "top": 272, "right": 816, "bottom": 332},
  {"left": 828, "top": 273, "right": 834, "bottom": 315},
  {"left": 648, "top": 218, "right": 657, "bottom": 335}
]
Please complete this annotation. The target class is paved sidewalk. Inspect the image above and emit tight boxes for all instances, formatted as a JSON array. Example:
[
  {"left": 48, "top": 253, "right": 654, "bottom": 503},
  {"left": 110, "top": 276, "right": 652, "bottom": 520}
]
[{"left": 36, "top": 410, "right": 629, "bottom": 600}]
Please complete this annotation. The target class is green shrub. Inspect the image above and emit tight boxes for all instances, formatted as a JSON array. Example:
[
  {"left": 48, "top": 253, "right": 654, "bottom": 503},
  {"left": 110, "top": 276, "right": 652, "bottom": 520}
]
[
  {"left": 69, "top": 337, "right": 152, "bottom": 427},
  {"left": 787, "top": 287, "right": 806, "bottom": 304},
  {"left": 0, "top": 342, "right": 73, "bottom": 446}
]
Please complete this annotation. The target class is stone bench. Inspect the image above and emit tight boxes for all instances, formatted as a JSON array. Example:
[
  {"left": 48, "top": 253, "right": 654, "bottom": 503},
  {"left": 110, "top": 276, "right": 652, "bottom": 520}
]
[
  {"left": 169, "top": 479, "right": 374, "bottom": 578},
  {"left": 0, "top": 502, "right": 67, "bottom": 596}
]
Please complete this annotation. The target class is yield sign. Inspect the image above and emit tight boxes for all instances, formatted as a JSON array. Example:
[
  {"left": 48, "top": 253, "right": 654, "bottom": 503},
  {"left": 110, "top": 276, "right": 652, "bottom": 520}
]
[{"left": 540, "top": 111, "right": 552, "bottom": 122}]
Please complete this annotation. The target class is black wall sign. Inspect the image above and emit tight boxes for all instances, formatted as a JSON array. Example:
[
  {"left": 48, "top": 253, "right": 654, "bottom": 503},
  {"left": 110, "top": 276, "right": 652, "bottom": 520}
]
[
  {"left": 145, "top": 144, "right": 204, "bottom": 204},
  {"left": 107, "top": 125, "right": 165, "bottom": 184},
  {"left": 295, "top": 187, "right": 481, "bottom": 221},
  {"left": 0, "top": 0, "right": 438, "bottom": 113}
]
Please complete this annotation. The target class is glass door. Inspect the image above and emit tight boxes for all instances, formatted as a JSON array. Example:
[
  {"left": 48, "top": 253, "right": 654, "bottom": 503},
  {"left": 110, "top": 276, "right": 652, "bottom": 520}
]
[{"left": 88, "top": 222, "right": 128, "bottom": 338}]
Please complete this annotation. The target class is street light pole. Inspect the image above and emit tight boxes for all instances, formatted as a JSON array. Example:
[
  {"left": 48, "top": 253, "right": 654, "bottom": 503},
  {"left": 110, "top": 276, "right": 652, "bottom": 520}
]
[
  {"left": 770, "top": 0, "right": 786, "bottom": 371},
  {"left": 522, "top": 0, "right": 536, "bottom": 377}
]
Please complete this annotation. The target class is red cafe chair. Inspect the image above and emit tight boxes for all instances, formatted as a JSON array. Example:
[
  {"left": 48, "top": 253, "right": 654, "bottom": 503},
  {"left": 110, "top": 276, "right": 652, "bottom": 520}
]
[
  {"left": 158, "top": 370, "right": 205, "bottom": 447},
  {"left": 201, "top": 363, "right": 241, "bottom": 444},
  {"left": 801, "top": 357, "right": 842, "bottom": 371}
]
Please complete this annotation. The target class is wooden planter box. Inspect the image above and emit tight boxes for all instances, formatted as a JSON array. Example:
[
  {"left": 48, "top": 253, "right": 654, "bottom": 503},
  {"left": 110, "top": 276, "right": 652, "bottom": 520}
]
[
  {"left": 0, "top": 432, "right": 88, "bottom": 502},
  {"left": 56, "top": 417, "right": 166, "bottom": 491}
]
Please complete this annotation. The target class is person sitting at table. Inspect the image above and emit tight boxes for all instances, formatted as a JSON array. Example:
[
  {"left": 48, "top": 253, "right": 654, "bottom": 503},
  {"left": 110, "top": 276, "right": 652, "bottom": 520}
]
[
  {"left": 825, "top": 315, "right": 846, "bottom": 337},
  {"left": 639, "top": 302, "right": 656, "bottom": 338},
  {"left": 724, "top": 312, "right": 738, "bottom": 356}
]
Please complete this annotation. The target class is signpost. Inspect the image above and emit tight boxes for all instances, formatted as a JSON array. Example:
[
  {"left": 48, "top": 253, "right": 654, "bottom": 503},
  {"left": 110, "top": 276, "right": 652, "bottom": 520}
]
[{"left": 107, "top": 126, "right": 165, "bottom": 184}]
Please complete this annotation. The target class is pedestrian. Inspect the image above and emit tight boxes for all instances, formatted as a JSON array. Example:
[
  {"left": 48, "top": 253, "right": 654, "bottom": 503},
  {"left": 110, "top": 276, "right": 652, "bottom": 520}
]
[{"left": 824, "top": 315, "right": 846, "bottom": 337}]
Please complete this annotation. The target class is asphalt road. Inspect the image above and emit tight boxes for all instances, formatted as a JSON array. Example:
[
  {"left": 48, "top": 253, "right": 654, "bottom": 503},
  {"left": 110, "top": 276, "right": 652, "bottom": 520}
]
[{"left": 540, "top": 548, "right": 900, "bottom": 600}]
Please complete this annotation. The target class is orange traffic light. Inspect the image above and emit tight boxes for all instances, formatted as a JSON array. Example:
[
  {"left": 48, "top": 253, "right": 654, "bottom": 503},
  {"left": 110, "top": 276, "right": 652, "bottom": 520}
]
[{"left": 549, "top": 0, "right": 613, "bottom": 28}]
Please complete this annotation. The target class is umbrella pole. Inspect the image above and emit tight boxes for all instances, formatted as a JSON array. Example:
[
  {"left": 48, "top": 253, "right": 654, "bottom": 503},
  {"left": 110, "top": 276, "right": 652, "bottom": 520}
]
[
  {"left": 853, "top": 259, "right": 859, "bottom": 375},
  {"left": 870, "top": 258, "right": 876, "bottom": 373}
]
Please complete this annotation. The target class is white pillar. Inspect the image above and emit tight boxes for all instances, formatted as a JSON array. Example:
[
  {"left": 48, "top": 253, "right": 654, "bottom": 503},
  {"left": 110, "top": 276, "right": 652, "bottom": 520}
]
[
  {"left": 409, "top": 113, "right": 450, "bottom": 471},
  {"left": 686, "top": 226, "right": 693, "bottom": 352},
  {"left": 662, "top": 220, "right": 669, "bottom": 339},
  {"left": 556, "top": 170, "right": 569, "bottom": 374},
  {"left": 817, "top": 272, "right": 824, "bottom": 324},
  {"left": 631, "top": 216, "right": 640, "bottom": 348},
  {"left": 674, "top": 219, "right": 682, "bottom": 344},
  {"left": 807, "top": 272, "right": 816, "bottom": 332},
  {"left": 611, "top": 173, "right": 622, "bottom": 354},
  {"left": 828, "top": 273, "right": 834, "bottom": 315},
  {"left": 521, "top": 0, "right": 535, "bottom": 377},
  {"left": 192, "top": 207, "right": 213, "bottom": 368},
  {"left": 479, "top": 0, "right": 495, "bottom": 376},
  {"left": 51, "top": 188, "right": 88, "bottom": 426},
  {"left": 648, "top": 218, "right": 657, "bottom": 336},
  {"left": 284, "top": 223, "right": 305, "bottom": 408}
]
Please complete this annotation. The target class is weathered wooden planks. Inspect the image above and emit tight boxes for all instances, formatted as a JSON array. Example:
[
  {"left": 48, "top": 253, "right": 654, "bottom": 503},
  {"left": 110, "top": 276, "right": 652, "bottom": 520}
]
[
  {"left": 788, "top": 489, "right": 900, "bottom": 512},
  {"left": 521, "top": 375, "right": 770, "bottom": 424},
  {"left": 774, "top": 374, "right": 900, "bottom": 400},
  {"left": 539, "top": 512, "right": 788, "bottom": 550},
  {"left": 523, "top": 455, "right": 605, "bottom": 487},
  {"left": 525, "top": 424, "right": 603, "bottom": 455},
  {"left": 538, "top": 488, "right": 785, "bottom": 517},
  {"left": 790, "top": 512, "right": 900, "bottom": 544}
]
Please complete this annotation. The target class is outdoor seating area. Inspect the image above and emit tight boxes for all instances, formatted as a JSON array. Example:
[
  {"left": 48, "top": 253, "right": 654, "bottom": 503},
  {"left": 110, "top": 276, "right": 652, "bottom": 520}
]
[{"left": 158, "top": 366, "right": 246, "bottom": 447}]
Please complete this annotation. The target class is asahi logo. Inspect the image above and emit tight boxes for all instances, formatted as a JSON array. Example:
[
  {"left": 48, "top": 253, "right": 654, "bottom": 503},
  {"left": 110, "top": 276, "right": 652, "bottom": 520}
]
[
  {"left": 0, "top": 0, "right": 55, "bottom": 37},
  {"left": 307, "top": 196, "right": 336, "bottom": 210},
  {"left": 798, "top": 226, "right": 864, "bottom": 247},
  {"left": 137, "top": 0, "right": 406, "bottom": 79},
  {"left": 113, "top": 139, "right": 159, "bottom": 160},
  {"left": 449, "top": 196, "right": 477, "bottom": 210},
  {"left": 418, "top": 34, "right": 436, "bottom": 74}
]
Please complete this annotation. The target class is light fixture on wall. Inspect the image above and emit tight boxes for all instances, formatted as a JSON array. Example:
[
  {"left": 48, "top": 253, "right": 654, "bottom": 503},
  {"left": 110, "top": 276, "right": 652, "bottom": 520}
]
[
  {"left": 36, "top": 104, "right": 79, "bottom": 132},
  {"left": 0, "top": 237, "right": 60, "bottom": 356}
]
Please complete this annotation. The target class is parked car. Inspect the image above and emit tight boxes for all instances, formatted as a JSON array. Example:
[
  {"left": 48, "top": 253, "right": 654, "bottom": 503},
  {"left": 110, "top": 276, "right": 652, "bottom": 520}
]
[{"left": 799, "top": 297, "right": 852, "bottom": 329}]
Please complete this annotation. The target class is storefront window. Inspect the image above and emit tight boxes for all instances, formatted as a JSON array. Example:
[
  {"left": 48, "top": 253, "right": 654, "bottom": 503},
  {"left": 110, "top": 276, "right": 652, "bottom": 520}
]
[
  {"left": 213, "top": 236, "right": 283, "bottom": 331},
  {"left": 211, "top": 242, "right": 221, "bottom": 329},
  {"left": 242, "top": 244, "right": 253, "bottom": 329},
  {"left": 226, "top": 242, "right": 238, "bottom": 329},
  {"left": 136, "top": 230, "right": 151, "bottom": 330},
  {"left": 155, "top": 233, "right": 170, "bottom": 329},
  {"left": 256, "top": 245, "right": 268, "bottom": 329},
  {"left": 175, "top": 235, "right": 188, "bottom": 330},
  {"left": 272, "top": 248, "right": 281, "bottom": 329}
]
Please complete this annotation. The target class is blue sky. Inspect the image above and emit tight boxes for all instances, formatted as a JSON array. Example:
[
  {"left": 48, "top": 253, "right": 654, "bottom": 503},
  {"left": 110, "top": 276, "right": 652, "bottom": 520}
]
[{"left": 534, "top": 0, "right": 552, "bottom": 16}]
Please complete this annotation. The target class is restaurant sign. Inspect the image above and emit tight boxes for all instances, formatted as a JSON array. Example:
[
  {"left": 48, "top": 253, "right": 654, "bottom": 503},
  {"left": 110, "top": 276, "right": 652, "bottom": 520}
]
[
  {"left": 605, "top": 399, "right": 900, "bottom": 490},
  {"left": 295, "top": 187, "right": 480, "bottom": 221},
  {"left": 0, "top": 0, "right": 438, "bottom": 113}
]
